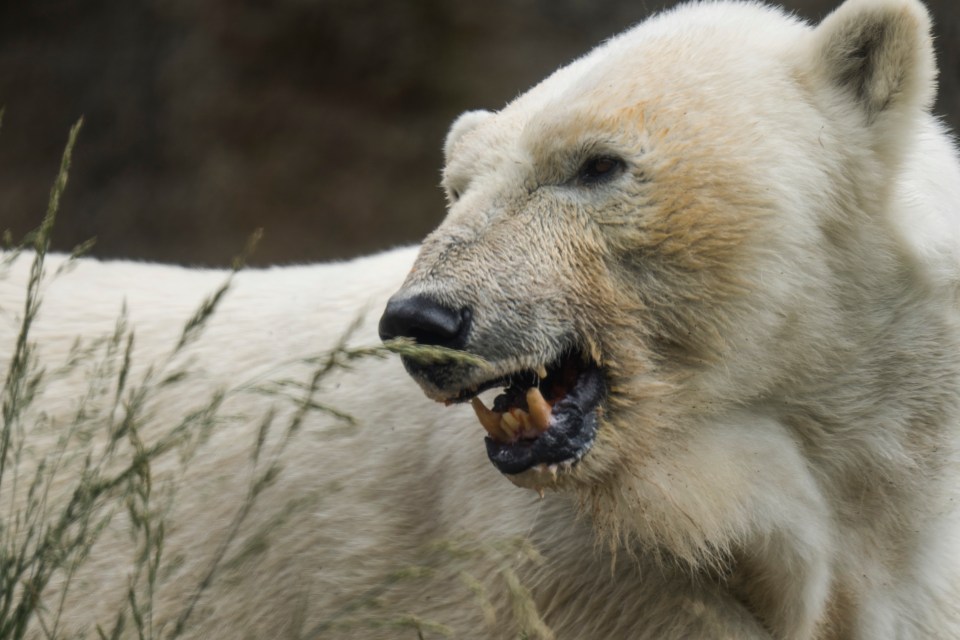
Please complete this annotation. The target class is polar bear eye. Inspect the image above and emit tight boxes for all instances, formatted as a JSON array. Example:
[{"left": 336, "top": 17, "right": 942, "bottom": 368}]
[{"left": 577, "top": 156, "right": 623, "bottom": 186}]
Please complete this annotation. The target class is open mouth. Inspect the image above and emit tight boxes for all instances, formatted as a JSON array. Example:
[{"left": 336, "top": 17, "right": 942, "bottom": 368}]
[{"left": 450, "top": 350, "right": 606, "bottom": 476}]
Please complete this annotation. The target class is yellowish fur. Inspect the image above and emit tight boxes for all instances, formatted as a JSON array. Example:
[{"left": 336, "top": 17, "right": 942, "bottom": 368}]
[
  {"left": 400, "top": 0, "right": 960, "bottom": 637},
  {"left": 2, "top": 0, "right": 960, "bottom": 638}
]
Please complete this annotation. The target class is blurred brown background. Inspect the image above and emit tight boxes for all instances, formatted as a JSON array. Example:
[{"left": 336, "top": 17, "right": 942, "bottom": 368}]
[{"left": 1, "top": 0, "right": 957, "bottom": 266}]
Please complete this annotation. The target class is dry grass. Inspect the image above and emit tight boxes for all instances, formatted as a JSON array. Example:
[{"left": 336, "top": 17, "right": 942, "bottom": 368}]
[{"left": 0, "top": 117, "right": 552, "bottom": 639}]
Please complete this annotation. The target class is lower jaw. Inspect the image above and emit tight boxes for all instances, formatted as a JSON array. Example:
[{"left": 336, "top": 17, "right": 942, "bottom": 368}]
[
  {"left": 485, "top": 449, "right": 596, "bottom": 487},
  {"left": 500, "top": 461, "right": 573, "bottom": 493},
  {"left": 484, "top": 376, "right": 603, "bottom": 476}
]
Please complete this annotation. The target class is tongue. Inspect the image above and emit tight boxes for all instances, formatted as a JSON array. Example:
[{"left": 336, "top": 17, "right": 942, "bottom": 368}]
[{"left": 471, "top": 387, "right": 552, "bottom": 443}]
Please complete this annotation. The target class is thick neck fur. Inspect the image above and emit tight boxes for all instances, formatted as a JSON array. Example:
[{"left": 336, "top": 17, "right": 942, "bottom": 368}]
[{"left": 579, "top": 150, "right": 960, "bottom": 639}]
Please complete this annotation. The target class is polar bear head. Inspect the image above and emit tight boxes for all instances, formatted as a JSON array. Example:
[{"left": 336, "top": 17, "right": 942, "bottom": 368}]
[{"left": 380, "top": 0, "right": 938, "bottom": 494}]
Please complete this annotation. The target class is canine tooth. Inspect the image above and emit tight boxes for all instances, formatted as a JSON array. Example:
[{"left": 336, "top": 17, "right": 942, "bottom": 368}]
[
  {"left": 501, "top": 412, "right": 520, "bottom": 436},
  {"left": 536, "top": 364, "right": 548, "bottom": 379},
  {"left": 548, "top": 464, "right": 558, "bottom": 481},
  {"left": 536, "top": 487, "right": 545, "bottom": 500},
  {"left": 471, "top": 397, "right": 506, "bottom": 441},
  {"left": 526, "top": 387, "right": 552, "bottom": 433},
  {"left": 586, "top": 338, "right": 603, "bottom": 366}
]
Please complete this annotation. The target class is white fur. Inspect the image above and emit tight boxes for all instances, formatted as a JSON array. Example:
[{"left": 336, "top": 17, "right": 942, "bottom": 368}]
[{"left": 3, "top": 0, "right": 960, "bottom": 638}]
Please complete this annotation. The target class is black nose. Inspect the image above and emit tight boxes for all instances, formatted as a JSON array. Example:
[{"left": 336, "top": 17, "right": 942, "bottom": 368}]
[{"left": 378, "top": 294, "right": 471, "bottom": 349}]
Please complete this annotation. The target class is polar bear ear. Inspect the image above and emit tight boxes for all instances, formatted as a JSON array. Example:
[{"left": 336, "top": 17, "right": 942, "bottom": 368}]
[
  {"left": 809, "top": 0, "right": 936, "bottom": 123},
  {"left": 443, "top": 110, "right": 494, "bottom": 162}
]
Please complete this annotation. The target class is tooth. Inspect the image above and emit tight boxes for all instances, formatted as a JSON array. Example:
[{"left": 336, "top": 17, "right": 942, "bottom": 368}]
[
  {"left": 548, "top": 464, "right": 558, "bottom": 481},
  {"left": 536, "top": 487, "right": 545, "bottom": 500},
  {"left": 586, "top": 338, "right": 603, "bottom": 365},
  {"left": 501, "top": 412, "right": 520, "bottom": 436},
  {"left": 526, "top": 387, "right": 552, "bottom": 433},
  {"left": 471, "top": 397, "right": 506, "bottom": 441},
  {"left": 536, "top": 364, "right": 548, "bottom": 379},
  {"left": 514, "top": 409, "right": 531, "bottom": 429}
]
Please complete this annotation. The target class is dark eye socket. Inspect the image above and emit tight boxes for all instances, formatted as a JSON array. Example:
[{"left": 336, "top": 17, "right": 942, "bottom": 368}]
[{"left": 577, "top": 156, "right": 624, "bottom": 185}]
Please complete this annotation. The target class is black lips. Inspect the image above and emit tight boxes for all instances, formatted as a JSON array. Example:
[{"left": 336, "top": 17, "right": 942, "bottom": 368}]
[{"left": 485, "top": 366, "right": 605, "bottom": 475}]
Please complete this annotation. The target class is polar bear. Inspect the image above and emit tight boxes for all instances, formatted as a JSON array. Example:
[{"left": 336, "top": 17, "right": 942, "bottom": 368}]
[
  {"left": 2, "top": 0, "right": 960, "bottom": 638},
  {"left": 378, "top": 0, "right": 960, "bottom": 637}
]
